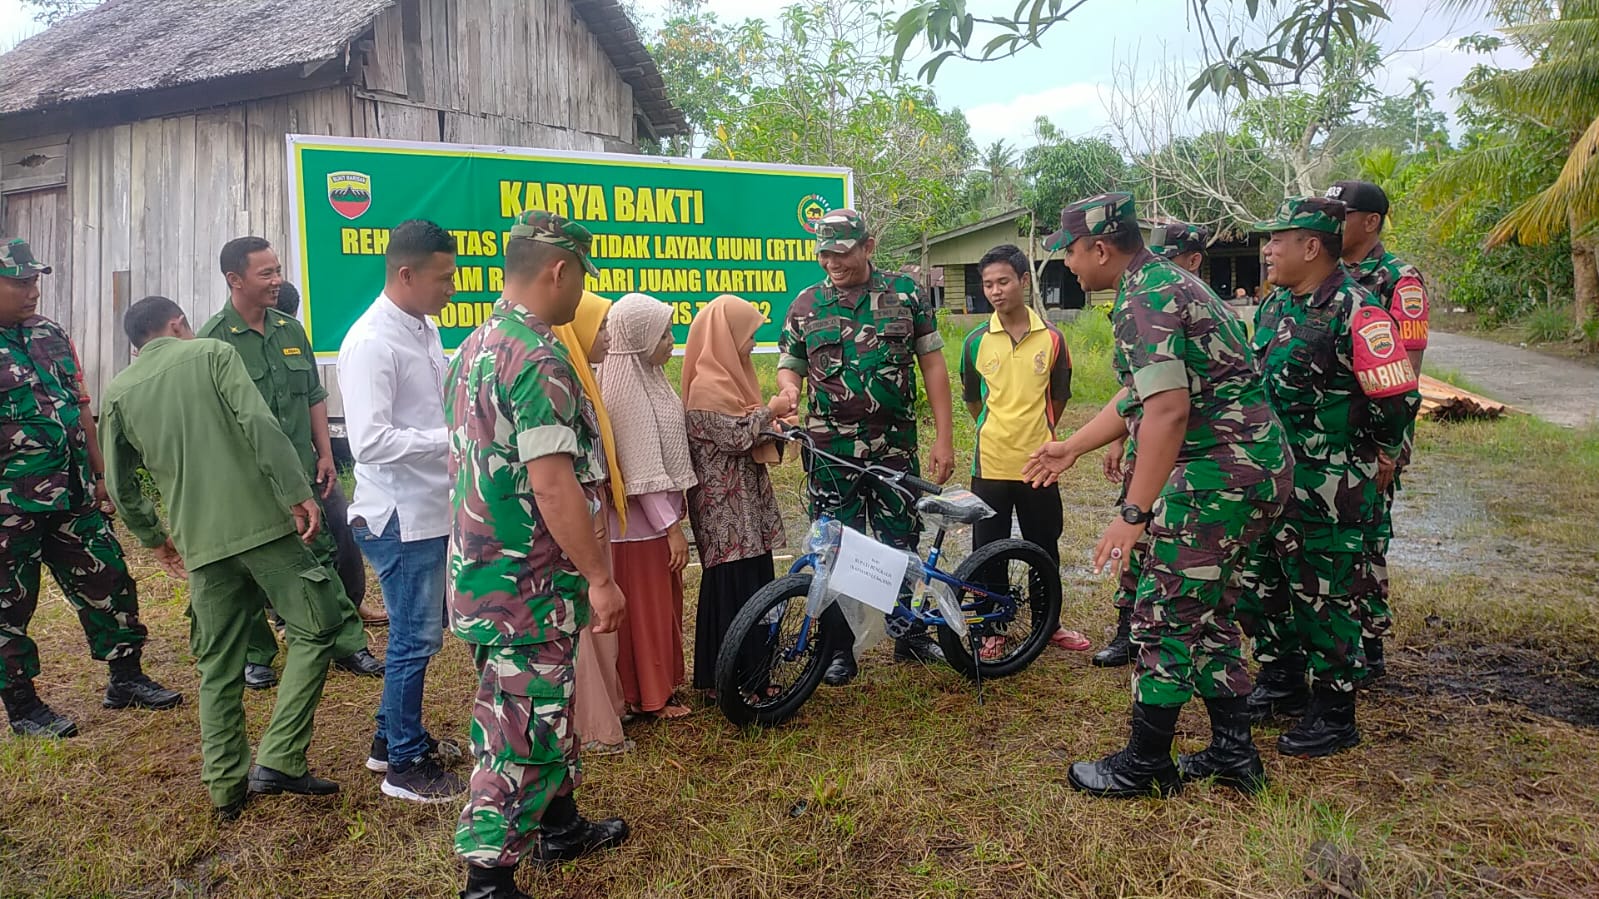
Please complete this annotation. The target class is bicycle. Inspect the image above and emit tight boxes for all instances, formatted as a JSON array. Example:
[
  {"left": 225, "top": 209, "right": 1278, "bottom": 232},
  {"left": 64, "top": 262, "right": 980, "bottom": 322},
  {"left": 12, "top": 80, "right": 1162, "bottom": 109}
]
[{"left": 714, "top": 427, "right": 1063, "bottom": 728}]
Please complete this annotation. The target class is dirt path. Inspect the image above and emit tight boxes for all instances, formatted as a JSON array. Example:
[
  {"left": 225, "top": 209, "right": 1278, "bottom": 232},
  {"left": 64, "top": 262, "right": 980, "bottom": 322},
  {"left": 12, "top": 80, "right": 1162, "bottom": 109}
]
[{"left": 1428, "top": 329, "right": 1599, "bottom": 428}]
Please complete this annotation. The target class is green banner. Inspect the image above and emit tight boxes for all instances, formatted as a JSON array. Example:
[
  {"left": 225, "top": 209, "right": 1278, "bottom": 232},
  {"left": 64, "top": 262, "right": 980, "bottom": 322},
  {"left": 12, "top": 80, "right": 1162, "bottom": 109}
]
[{"left": 287, "top": 136, "right": 852, "bottom": 358}]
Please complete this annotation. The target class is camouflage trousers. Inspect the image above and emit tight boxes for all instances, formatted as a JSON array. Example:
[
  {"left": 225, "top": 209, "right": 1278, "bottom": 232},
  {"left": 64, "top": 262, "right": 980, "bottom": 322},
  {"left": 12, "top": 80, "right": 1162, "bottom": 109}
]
[
  {"left": 1112, "top": 542, "right": 1146, "bottom": 612},
  {"left": 804, "top": 448, "right": 921, "bottom": 549},
  {"left": 0, "top": 508, "right": 146, "bottom": 689},
  {"left": 1237, "top": 520, "right": 1368, "bottom": 693},
  {"left": 456, "top": 637, "right": 581, "bottom": 868},
  {"left": 1355, "top": 481, "right": 1398, "bottom": 641},
  {"left": 1130, "top": 476, "right": 1287, "bottom": 708}
]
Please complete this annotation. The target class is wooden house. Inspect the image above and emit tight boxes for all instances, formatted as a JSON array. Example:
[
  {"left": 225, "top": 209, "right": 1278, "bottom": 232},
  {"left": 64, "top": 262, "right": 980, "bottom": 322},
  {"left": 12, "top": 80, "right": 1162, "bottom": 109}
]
[{"left": 0, "top": 0, "right": 686, "bottom": 402}]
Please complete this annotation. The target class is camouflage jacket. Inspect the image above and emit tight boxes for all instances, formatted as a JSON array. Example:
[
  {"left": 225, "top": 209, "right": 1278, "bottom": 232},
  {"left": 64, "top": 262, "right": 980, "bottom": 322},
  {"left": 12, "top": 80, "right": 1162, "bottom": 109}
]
[
  {"left": 0, "top": 316, "right": 92, "bottom": 514},
  {"left": 1348, "top": 241, "right": 1430, "bottom": 352},
  {"left": 778, "top": 268, "right": 942, "bottom": 458},
  {"left": 1111, "top": 249, "right": 1289, "bottom": 494},
  {"left": 444, "top": 297, "right": 599, "bottom": 646},
  {"left": 1254, "top": 268, "right": 1420, "bottom": 534}
]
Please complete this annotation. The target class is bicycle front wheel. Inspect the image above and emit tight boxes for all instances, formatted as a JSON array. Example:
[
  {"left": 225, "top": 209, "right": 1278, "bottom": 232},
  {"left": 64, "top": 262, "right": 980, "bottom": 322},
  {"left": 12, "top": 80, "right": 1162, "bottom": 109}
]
[
  {"left": 936, "top": 539, "right": 1062, "bottom": 680},
  {"left": 715, "top": 573, "right": 839, "bottom": 728}
]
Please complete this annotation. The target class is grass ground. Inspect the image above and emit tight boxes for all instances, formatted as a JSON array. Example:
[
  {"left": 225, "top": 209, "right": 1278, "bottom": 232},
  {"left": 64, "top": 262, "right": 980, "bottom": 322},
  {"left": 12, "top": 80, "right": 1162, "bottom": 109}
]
[{"left": 3, "top": 314, "right": 1597, "bottom": 898}]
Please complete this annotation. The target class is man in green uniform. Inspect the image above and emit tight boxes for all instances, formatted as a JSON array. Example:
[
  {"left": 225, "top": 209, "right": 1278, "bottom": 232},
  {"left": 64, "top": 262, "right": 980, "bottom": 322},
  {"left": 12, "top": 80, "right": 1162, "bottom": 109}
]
[
  {"left": 1325, "top": 180, "right": 1430, "bottom": 679},
  {"left": 776, "top": 209, "right": 957, "bottom": 685},
  {"left": 448, "top": 211, "right": 628, "bottom": 899},
  {"left": 1093, "top": 219, "right": 1216, "bottom": 669},
  {"left": 1, "top": 238, "right": 181, "bottom": 738},
  {"left": 1025, "top": 194, "right": 1291, "bottom": 798},
  {"left": 103, "top": 296, "right": 345, "bottom": 819},
  {"left": 197, "top": 237, "right": 382, "bottom": 685},
  {"left": 1238, "top": 197, "right": 1420, "bottom": 757}
]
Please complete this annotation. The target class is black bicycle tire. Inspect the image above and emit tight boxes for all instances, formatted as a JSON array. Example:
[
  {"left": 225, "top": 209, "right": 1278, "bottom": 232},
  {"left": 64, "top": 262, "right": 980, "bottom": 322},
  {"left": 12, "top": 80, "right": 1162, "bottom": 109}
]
[
  {"left": 714, "top": 573, "right": 836, "bottom": 728},
  {"left": 935, "top": 539, "right": 1063, "bottom": 680}
]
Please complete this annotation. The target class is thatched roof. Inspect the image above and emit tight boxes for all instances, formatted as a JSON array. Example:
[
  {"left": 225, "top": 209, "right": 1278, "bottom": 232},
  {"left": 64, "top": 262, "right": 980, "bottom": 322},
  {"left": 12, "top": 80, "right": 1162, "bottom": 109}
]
[{"left": 0, "top": 0, "right": 686, "bottom": 134}]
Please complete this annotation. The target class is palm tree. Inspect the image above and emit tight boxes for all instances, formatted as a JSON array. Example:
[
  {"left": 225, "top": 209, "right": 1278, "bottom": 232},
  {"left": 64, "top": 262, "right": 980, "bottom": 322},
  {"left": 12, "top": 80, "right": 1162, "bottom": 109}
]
[
  {"left": 980, "top": 140, "right": 1021, "bottom": 210},
  {"left": 1420, "top": 0, "right": 1599, "bottom": 326}
]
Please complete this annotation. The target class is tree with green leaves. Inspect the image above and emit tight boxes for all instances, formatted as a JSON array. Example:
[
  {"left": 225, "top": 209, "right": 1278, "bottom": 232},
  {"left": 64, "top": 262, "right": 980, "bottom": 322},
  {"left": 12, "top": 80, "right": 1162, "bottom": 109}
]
[
  {"left": 22, "top": 0, "right": 97, "bottom": 26},
  {"left": 887, "top": 0, "right": 1389, "bottom": 103},
  {"left": 646, "top": 0, "right": 976, "bottom": 252}
]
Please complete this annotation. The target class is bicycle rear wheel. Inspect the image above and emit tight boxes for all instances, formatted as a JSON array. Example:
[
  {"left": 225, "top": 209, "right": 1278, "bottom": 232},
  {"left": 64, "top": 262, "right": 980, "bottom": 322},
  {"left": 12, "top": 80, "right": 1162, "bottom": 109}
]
[
  {"left": 936, "top": 539, "right": 1062, "bottom": 680},
  {"left": 715, "top": 573, "right": 839, "bottom": 728}
]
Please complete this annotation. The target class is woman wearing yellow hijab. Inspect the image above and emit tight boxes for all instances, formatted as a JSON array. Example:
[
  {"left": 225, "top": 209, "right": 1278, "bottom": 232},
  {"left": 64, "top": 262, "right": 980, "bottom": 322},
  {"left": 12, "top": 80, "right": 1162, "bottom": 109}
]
[{"left": 552, "top": 292, "right": 632, "bottom": 753}]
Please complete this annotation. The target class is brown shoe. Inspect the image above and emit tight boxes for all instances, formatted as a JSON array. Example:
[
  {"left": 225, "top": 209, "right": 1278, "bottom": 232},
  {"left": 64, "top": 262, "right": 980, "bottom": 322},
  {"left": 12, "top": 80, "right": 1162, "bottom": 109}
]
[{"left": 358, "top": 602, "right": 389, "bottom": 626}]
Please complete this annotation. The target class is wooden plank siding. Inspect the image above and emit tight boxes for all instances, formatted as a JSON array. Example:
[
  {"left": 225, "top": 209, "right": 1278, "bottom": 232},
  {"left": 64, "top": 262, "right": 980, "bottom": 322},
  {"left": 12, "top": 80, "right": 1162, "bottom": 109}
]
[{"left": 0, "top": 0, "right": 641, "bottom": 407}]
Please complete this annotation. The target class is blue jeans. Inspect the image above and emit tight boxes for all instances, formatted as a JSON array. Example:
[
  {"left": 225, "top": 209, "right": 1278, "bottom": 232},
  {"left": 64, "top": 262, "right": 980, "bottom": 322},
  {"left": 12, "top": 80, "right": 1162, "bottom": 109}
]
[{"left": 353, "top": 514, "right": 446, "bottom": 767}]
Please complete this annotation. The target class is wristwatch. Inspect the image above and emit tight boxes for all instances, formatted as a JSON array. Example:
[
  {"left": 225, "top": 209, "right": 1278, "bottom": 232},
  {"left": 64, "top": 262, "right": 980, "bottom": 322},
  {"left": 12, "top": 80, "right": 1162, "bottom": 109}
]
[{"left": 1119, "top": 503, "right": 1153, "bottom": 525}]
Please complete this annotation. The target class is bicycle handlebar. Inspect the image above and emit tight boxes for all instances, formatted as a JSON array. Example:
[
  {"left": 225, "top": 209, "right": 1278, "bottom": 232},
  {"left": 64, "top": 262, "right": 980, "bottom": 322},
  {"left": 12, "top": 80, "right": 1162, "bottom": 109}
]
[{"left": 762, "top": 426, "right": 942, "bottom": 499}]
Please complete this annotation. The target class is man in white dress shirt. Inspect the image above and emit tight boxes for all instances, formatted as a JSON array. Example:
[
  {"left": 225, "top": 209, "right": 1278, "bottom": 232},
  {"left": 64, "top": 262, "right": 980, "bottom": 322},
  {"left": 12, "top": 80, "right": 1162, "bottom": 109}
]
[{"left": 337, "top": 219, "right": 465, "bottom": 803}]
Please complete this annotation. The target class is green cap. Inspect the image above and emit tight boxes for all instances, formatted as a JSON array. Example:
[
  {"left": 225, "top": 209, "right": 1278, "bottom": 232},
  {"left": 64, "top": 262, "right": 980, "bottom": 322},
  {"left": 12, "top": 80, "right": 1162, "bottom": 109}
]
[
  {"left": 1252, "top": 196, "right": 1345, "bottom": 235},
  {"left": 1045, "top": 192, "right": 1136, "bottom": 251},
  {"left": 0, "top": 238, "right": 52, "bottom": 279},
  {"left": 1150, "top": 221, "right": 1209, "bottom": 258},
  {"left": 814, "top": 208, "right": 869, "bottom": 253},
  {"left": 508, "top": 210, "right": 599, "bottom": 277}
]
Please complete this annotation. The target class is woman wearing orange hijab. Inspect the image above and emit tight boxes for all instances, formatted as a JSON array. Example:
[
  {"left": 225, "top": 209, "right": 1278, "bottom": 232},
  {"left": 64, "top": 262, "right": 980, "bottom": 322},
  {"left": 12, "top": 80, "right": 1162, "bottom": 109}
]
[
  {"left": 681, "top": 295, "right": 796, "bottom": 695},
  {"left": 552, "top": 293, "right": 631, "bottom": 753}
]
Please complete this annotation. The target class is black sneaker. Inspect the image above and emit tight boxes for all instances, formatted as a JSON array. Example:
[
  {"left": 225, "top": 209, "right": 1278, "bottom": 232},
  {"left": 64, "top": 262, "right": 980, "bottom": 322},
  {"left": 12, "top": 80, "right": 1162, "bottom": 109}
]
[
  {"left": 103, "top": 673, "right": 183, "bottom": 710},
  {"left": 247, "top": 764, "right": 340, "bottom": 795},
  {"left": 367, "top": 733, "right": 463, "bottom": 773},
  {"left": 382, "top": 756, "right": 467, "bottom": 803}
]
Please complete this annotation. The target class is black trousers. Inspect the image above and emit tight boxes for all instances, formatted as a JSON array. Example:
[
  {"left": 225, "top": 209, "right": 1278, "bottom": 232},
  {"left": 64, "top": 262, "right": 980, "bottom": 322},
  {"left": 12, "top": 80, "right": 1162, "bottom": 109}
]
[{"left": 970, "top": 477, "right": 1063, "bottom": 564}]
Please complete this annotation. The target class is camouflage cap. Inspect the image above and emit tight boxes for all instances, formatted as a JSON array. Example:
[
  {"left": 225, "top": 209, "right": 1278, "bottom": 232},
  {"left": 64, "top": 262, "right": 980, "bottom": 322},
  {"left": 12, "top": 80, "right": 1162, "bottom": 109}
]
[
  {"left": 0, "top": 238, "right": 52, "bottom": 279},
  {"left": 1045, "top": 192, "right": 1137, "bottom": 251},
  {"left": 814, "top": 209, "right": 870, "bottom": 254},
  {"left": 1324, "top": 180, "right": 1389, "bottom": 216},
  {"left": 1252, "top": 196, "right": 1345, "bottom": 235},
  {"left": 508, "top": 210, "right": 599, "bottom": 277},
  {"left": 1149, "top": 221, "right": 1209, "bottom": 258}
]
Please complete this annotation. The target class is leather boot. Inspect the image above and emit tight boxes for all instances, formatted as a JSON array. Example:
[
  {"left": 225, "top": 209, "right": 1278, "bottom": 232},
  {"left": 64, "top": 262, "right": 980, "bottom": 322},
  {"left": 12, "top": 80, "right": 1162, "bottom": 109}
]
[
  {"left": 1177, "top": 696, "right": 1268, "bottom": 793},
  {"left": 1277, "top": 688, "right": 1360, "bottom": 758},
  {"left": 1091, "top": 607, "right": 1133, "bottom": 667},
  {"left": 2, "top": 680, "right": 77, "bottom": 738},
  {"left": 1246, "top": 655, "right": 1309, "bottom": 723},
  {"left": 822, "top": 649, "right": 857, "bottom": 686},
  {"left": 1067, "top": 703, "right": 1182, "bottom": 798},
  {"left": 1362, "top": 637, "right": 1386, "bottom": 681},
  {"left": 459, "top": 864, "right": 529, "bottom": 899},
  {"left": 530, "top": 793, "right": 629, "bottom": 864},
  {"left": 104, "top": 654, "right": 183, "bottom": 710},
  {"left": 892, "top": 631, "right": 946, "bottom": 665}
]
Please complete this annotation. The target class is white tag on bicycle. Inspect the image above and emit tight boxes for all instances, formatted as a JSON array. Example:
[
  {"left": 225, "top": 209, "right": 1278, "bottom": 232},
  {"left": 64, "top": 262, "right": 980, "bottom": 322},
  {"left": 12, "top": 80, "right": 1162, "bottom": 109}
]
[{"left": 827, "top": 526, "right": 908, "bottom": 613}]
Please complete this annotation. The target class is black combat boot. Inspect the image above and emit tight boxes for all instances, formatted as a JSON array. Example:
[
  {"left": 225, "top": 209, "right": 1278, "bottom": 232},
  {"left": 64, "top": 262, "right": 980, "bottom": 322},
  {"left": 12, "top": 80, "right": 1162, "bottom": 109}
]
[
  {"left": 530, "top": 793, "right": 630, "bottom": 865},
  {"left": 104, "top": 653, "right": 183, "bottom": 710},
  {"left": 822, "top": 649, "right": 858, "bottom": 686},
  {"left": 3, "top": 680, "right": 77, "bottom": 738},
  {"left": 1091, "top": 607, "right": 1133, "bottom": 667},
  {"left": 892, "top": 630, "right": 947, "bottom": 665},
  {"left": 1277, "top": 688, "right": 1360, "bottom": 758},
  {"left": 1362, "top": 637, "right": 1386, "bottom": 681},
  {"left": 1246, "top": 655, "right": 1309, "bottom": 723},
  {"left": 1177, "top": 696, "right": 1268, "bottom": 794},
  {"left": 459, "top": 864, "right": 529, "bottom": 899},
  {"left": 1067, "top": 703, "right": 1182, "bottom": 798}
]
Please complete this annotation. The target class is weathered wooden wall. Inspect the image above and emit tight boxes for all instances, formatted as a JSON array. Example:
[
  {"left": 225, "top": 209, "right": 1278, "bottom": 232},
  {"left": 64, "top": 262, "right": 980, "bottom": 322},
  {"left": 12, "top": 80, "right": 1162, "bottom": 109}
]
[{"left": 0, "top": 0, "right": 638, "bottom": 407}]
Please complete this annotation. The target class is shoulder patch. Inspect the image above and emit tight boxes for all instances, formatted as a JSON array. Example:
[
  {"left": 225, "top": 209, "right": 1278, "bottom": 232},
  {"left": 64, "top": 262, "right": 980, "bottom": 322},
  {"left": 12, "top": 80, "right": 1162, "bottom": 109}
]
[
  {"left": 1391, "top": 274, "right": 1430, "bottom": 350},
  {"left": 1351, "top": 306, "right": 1417, "bottom": 398}
]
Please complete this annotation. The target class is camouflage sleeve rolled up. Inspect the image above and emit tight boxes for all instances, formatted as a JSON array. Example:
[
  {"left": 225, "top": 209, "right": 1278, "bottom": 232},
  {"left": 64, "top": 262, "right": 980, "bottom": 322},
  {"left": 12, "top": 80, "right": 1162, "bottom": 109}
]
[
  {"left": 902, "top": 276, "right": 944, "bottom": 357},
  {"left": 777, "top": 299, "right": 808, "bottom": 375},
  {"left": 505, "top": 356, "right": 583, "bottom": 464}
]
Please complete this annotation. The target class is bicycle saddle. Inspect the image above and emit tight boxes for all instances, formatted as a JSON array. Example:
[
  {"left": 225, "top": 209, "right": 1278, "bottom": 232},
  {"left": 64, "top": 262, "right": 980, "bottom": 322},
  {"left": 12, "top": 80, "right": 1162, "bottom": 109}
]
[{"left": 915, "top": 489, "right": 995, "bottom": 524}]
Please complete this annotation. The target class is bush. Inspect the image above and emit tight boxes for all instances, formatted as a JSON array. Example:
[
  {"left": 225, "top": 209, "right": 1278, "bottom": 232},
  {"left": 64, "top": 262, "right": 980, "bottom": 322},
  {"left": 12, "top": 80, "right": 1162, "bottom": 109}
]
[{"left": 1525, "top": 306, "right": 1571, "bottom": 344}]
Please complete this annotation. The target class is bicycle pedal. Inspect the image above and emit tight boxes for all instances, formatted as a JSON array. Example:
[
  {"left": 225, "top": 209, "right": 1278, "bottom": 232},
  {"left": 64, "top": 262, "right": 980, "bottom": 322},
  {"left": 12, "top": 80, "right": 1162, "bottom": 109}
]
[{"left": 884, "top": 607, "right": 916, "bottom": 638}]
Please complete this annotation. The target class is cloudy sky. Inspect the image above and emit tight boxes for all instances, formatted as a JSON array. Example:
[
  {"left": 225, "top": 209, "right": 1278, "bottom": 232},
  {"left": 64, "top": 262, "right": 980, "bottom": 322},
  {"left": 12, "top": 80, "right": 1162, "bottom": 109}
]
[{"left": 2, "top": 0, "right": 1528, "bottom": 151}]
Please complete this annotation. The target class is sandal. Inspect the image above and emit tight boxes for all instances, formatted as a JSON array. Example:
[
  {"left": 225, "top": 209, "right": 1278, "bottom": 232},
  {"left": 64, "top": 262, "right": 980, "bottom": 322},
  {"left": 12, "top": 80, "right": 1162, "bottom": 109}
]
[
  {"left": 582, "top": 738, "right": 636, "bottom": 756},
  {"left": 1050, "top": 628, "right": 1092, "bottom": 652}
]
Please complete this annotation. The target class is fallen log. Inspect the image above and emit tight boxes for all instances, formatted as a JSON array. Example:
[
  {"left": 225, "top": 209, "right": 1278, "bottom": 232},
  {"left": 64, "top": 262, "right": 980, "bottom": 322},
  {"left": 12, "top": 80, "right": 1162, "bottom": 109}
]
[{"left": 1417, "top": 374, "right": 1512, "bottom": 421}]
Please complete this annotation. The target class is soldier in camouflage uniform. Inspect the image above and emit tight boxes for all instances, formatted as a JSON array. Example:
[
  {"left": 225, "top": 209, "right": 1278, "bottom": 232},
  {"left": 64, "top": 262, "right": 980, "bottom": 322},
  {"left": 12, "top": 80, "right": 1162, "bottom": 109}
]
[
  {"left": 1094, "top": 220, "right": 1216, "bottom": 669},
  {"left": 197, "top": 237, "right": 383, "bottom": 687},
  {"left": 446, "top": 211, "right": 628, "bottom": 899},
  {"left": 1236, "top": 197, "right": 1420, "bottom": 758},
  {"left": 0, "top": 238, "right": 181, "bottom": 738},
  {"left": 1025, "top": 195, "right": 1291, "bottom": 798},
  {"left": 1325, "top": 180, "right": 1430, "bottom": 680},
  {"left": 776, "top": 209, "right": 957, "bottom": 685}
]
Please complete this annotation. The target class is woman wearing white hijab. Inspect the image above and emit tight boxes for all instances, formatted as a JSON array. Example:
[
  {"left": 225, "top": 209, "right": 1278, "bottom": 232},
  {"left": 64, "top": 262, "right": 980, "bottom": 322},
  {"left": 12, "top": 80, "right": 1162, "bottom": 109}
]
[{"left": 599, "top": 293, "right": 698, "bottom": 719}]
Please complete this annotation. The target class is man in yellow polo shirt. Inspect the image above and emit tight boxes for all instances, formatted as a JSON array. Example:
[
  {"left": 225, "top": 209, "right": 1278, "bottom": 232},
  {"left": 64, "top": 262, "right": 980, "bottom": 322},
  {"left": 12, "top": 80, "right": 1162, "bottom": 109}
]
[{"left": 960, "top": 244, "right": 1089, "bottom": 652}]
